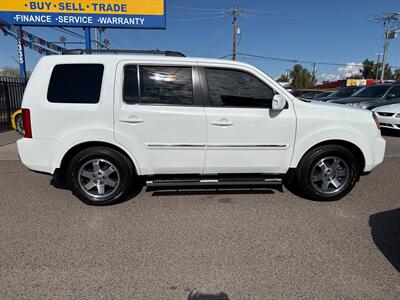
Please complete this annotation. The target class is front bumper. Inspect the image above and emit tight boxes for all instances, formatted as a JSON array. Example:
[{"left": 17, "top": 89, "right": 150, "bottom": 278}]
[
  {"left": 376, "top": 115, "right": 400, "bottom": 130},
  {"left": 364, "top": 136, "right": 386, "bottom": 172}
]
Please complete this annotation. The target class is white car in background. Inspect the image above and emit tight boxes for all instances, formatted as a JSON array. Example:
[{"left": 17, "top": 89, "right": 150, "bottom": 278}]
[{"left": 373, "top": 104, "right": 400, "bottom": 130}]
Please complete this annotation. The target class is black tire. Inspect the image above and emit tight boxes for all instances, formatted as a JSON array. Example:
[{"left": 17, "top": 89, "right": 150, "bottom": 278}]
[
  {"left": 291, "top": 145, "right": 360, "bottom": 201},
  {"left": 15, "top": 113, "right": 24, "bottom": 135},
  {"left": 67, "top": 147, "right": 137, "bottom": 205}
]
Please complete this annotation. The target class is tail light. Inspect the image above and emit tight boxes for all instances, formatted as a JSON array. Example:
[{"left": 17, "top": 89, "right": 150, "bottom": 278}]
[{"left": 22, "top": 108, "right": 32, "bottom": 138}]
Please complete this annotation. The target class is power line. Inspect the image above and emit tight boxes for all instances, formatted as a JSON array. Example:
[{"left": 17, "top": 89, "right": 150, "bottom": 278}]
[
  {"left": 222, "top": 52, "right": 400, "bottom": 70},
  {"left": 221, "top": 52, "right": 362, "bottom": 66},
  {"left": 170, "top": 6, "right": 225, "bottom": 12},
  {"left": 127, "top": 30, "right": 145, "bottom": 49},
  {"left": 169, "top": 15, "right": 225, "bottom": 22},
  {"left": 168, "top": 11, "right": 225, "bottom": 15},
  {"left": 199, "top": 22, "right": 229, "bottom": 55},
  {"left": 102, "top": 31, "right": 126, "bottom": 49},
  {"left": 52, "top": 27, "right": 85, "bottom": 40}
]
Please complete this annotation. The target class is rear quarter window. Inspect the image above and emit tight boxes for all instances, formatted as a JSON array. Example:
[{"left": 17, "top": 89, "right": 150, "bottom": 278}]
[{"left": 47, "top": 64, "right": 104, "bottom": 103}]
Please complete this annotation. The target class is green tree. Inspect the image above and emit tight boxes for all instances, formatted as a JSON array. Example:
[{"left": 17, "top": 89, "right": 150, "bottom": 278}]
[
  {"left": 289, "top": 64, "right": 313, "bottom": 89},
  {"left": 276, "top": 73, "right": 290, "bottom": 82},
  {"left": 361, "top": 59, "right": 375, "bottom": 79},
  {"left": 0, "top": 67, "right": 20, "bottom": 77},
  {"left": 0, "top": 66, "right": 32, "bottom": 78},
  {"left": 361, "top": 59, "right": 393, "bottom": 80},
  {"left": 394, "top": 69, "right": 400, "bottom": 81}
]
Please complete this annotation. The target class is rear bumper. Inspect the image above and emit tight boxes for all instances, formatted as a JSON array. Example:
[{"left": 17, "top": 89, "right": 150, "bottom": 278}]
[
  {"left": 17, "top": 138, "right": 61, "bottom": 174},
  {"left": 364, "top": 136, "right": 386, "bottom": 172}
]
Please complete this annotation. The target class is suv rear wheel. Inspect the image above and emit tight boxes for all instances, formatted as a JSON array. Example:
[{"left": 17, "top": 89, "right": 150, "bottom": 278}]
[
  {"left": 290, "top": 145, "right": 360, "bottom": 201},
  {"left": 67, "top": 147, "right": 137, "bottom": 205}
]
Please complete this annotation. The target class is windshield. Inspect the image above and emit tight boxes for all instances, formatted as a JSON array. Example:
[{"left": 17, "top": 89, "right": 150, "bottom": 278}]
[
  {"left": 317, "top": 91, "right": 333, "bottom": 98},
  {"left": 330, "top": 87, "right": 360, "bottom": 98},
  {"left": 352, "top": 85, "right": 391, "bottom": 98}
]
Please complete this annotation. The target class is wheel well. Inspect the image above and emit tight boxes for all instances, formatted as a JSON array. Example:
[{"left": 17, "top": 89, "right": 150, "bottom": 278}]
[
  {"left": 306, "top": 140, "right": 365, "bottom": 172},
  {"left": 59, "top": 141, "right": 137, "bottom": 179}
]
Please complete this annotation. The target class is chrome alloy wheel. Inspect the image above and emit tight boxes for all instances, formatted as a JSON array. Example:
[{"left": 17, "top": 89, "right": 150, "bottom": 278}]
[
  {"left": 16, "top": 115, "right": 24, "bottom": 135},
  {"left": 78, "top": 159, "right": 120, "bottom": 200},
  {"left": 311, "top": 156, "right": 350, "bottom": 194}
]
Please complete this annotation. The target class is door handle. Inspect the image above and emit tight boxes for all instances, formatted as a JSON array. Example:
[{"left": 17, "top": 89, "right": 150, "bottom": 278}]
[
  {"left": 210, "top": 119, "right": 234, "bottom": 127},
  {"left": 119, "top": 115, "right": 144, "bottom": 124}
]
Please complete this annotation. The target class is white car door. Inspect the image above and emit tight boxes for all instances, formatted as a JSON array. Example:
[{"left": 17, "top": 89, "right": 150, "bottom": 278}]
[
  {"left": 114, "top": 62, "right": 206, "bottom": 175},
  {"left": 200, "top": 66, "right": 296, "bottom": 174}
]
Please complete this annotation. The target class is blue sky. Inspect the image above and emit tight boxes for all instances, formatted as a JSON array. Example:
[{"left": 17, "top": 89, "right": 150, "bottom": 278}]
[{"left": 1, "top": 0, "right": 400, "bottom": 80}]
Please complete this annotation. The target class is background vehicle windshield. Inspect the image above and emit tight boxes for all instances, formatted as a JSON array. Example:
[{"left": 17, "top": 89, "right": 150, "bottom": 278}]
[
  {"left": 352, "top": 85, "right": 391, "bottom": 98},
  {"left": 298, "top": 91, "right": 320, "bottom": 99},
  {"left": 330, "top": 87, "right": 361, "bottom": 98}
]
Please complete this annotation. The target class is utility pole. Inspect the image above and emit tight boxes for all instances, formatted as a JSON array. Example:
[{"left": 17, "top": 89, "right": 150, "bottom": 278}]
[
  {"left": 231, "top": 7, "right": 238, "bottom": 61},
  {"left": 371, "top": 12, "right": 399, "bottom": 82},
  {"left": 229, "top": 6, "right": 244, "bottom": 61},
  {"left": 375, "top": 52, "right": 381, "bottom": 81},
  {"left": 94, "top": 28, "right": 99, "bottom": 50},
  {"left": 84, "top": 27, "right": 92, "bottom": 54},
  {"left": 311, "top": 62, "right": 317, "bottom": 85},
  {"left": 381, "top": 22, "right": 390, "bottom": 82}
]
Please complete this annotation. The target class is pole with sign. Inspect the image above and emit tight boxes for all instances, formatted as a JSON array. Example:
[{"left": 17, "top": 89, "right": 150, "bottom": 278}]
[
  {"left": 0, "top": 0, "right": 166, "bottom": 80},
  {"left": 84, "top": 27, "right": 92, "bottom": 53}
]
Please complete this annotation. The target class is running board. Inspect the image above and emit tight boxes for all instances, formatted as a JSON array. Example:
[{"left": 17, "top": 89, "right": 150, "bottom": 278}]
[{"left": 145, "top": 175, "right": 282, "bottom": 191}]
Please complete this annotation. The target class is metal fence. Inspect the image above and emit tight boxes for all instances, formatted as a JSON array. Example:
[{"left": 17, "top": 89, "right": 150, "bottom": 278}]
[{"left": 0, "top": 76, "right": 25, "bottom": 132}]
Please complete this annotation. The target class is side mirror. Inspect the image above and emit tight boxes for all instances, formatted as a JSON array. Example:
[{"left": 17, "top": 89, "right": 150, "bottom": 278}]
[
  {"left": 386, "top": 93, "right": 396, "bottom": 99},
  {"left": 272, "top": 95, "right": 287, "bottom": 110}
]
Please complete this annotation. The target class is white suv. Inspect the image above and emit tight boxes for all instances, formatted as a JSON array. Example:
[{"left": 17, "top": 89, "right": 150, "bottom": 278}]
[{"left": 17, "top": 52, "right": 386, "bottom": 205}]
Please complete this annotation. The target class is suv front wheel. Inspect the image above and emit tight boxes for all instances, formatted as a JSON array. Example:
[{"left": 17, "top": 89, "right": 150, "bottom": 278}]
[
  {"left": 67, "top": 147, "right": 137, "bottom": 205},
  {"left": 290, "top": 145, "right": 361, "bottom": 201}
]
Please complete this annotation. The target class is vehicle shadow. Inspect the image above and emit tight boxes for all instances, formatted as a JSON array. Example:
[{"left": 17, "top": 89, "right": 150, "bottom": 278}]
[
  {"left": 187, "top": 290, "right": 230, "bottom": 300},
  {"left": 369, "top": 208, "right": 400, "bottom": 272},
  {"left": 381, "top": 128, "right": 400, "bottom": 137}
]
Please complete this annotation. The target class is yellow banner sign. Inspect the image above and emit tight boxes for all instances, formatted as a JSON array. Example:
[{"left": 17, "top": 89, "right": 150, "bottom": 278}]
[
  {"left": 0, "top": 0, "right": 166, "bottom": 28},
  {"left": 0, "top": 0, "right": 164, "bottom": 15}
]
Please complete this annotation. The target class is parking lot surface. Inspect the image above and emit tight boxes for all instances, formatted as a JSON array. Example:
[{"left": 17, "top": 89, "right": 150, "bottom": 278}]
[{"left": 0, "top": 131, "right": 399, "bottom": 299}]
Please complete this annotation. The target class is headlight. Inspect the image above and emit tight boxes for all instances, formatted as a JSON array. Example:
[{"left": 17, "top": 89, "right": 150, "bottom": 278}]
[
  {"left": 396, "top": 113, "right": 400, "bottom": 118},
  {"left": 372, "top": 112, "right": 381, "bottom": 130},
  {"left": 347, "top": 102, "right": 361, "bottom": 107}
]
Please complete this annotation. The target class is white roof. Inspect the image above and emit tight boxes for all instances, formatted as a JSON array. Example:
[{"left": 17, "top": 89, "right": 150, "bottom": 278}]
[{"left": 38, "top": 54, "right": 260, "bottom": 72}]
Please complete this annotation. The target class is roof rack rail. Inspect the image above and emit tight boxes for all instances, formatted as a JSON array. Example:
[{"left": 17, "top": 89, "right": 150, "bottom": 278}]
[{"left": 62, "top": 49, "right": 186, "bottom": 57}]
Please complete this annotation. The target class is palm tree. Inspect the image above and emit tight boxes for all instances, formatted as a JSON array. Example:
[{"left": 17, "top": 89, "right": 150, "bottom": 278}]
[
  {"left": 59, "top": 35, "right": 67, "bottom": 48},
  {"left": 103, "top": 38, "right": 110, "bottom": 48}
]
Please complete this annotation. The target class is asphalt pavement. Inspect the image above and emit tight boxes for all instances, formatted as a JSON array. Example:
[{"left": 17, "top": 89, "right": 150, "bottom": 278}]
[{"left": 0, "top": 130, "right": 399, "bottom": 299}]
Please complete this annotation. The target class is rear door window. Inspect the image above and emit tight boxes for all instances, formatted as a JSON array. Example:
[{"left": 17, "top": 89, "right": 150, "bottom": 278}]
[
  {"left": 47, "top": 64, "right": 104, "bottom": 103},
  {"left": 123, "top": 65, "right": 194, "bottom": 106},
  {"left": 140, "top": 66, "right": 193, "bottom": 106}
]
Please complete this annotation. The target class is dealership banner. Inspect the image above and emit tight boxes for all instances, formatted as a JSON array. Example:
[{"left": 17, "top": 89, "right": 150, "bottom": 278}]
[{"left": 0, "top": 0, "right": 166, "bottom": 29}]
